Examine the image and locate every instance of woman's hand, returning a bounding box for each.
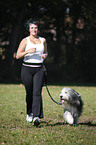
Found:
[41,53,48,59]
[27,48,36,53]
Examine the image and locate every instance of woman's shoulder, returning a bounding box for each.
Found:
[20,37,28,45]
[22,36,30,42]
[39,36,46,42]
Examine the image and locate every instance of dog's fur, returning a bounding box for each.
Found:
[59,88,83,125]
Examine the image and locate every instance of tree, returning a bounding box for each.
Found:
[0,0,96,83]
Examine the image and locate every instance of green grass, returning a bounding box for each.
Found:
[0,84,96,145]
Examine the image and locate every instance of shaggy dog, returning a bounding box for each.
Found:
[59,88,83,125]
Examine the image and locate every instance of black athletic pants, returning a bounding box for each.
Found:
[21,65,45,118]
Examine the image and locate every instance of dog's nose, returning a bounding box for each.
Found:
[59,95,63,99]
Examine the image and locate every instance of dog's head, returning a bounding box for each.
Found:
[59,88,71,104]
[59,88,82,106]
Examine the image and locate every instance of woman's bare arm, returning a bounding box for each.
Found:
[41,38,48,59]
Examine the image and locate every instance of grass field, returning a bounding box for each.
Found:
[0,84,96,145]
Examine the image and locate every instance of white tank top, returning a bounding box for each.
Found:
[23,36,44,66]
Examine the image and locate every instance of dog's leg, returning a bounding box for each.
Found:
[74,114,78,125]
[63,111,74,124]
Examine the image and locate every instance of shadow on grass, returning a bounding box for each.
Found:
[36,121,65,128]
[79,121,96,127]
[38,120,96,128]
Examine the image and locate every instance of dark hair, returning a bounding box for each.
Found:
[24,18,39,31]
